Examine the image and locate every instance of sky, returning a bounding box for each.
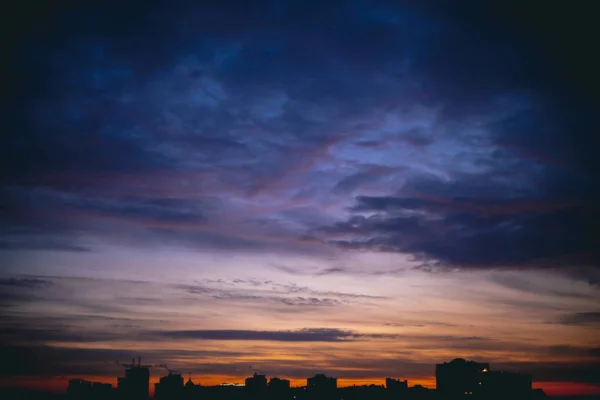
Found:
[1,0,599,396]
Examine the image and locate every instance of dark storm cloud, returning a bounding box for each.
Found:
[2,0,598,281]
[323,184,599,277]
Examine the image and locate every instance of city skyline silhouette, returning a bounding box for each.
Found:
[65,357,550,399]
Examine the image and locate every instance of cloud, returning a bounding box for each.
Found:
[208,292,344,307]
[319,188,599,279]
[1,327,124,344]
[489,273,597,300]
[278,282,385,300]
[0,236,91,252]
[547,345,600,359]
[0,344,250,377]
[0,277,55,306]
[0,345,126,376]
[554,312,600,326]
[150,329,559,355]
[179,279,385,307]
[153,328,397,342]
[332,165,402,195]
[1,0,598,269]
[383,321,457,328]
[0,278,53,288]
[496,361,600,384]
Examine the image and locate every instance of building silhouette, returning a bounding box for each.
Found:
[63,356,546,400]
[117,357,150,400]
[67,379,91,398]
[386,377,408,392]
[185,377,196,389]
[182,376,203,399]
[407,384,434,400]
[307,374,337,399]
[436,358,489,398]
[155,371,184,399]
[268,376,290,391]
[339,384,385,400]
[481,370,532,399]
[245,372,268,397]
[67,379,114,399]
[267,377,291,399]
[436,358,535,399]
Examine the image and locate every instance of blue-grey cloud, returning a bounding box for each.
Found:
[0,278,53,288]
[490,274,597,300]
[153,328,397,342]
[322,184,599,280]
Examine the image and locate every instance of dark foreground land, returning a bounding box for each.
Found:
[2,386,598,400]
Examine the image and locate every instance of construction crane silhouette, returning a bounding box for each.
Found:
[249,365,262,375]
[157,364,181,375]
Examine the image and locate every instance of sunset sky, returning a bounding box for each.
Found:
[1,1,599,397]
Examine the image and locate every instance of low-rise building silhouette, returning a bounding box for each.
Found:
[155,371,184,399]
[67,379,91,399]
[268,377,291,399]
[481,370,532,399]
[339,384,385,400]
[245,373,268,397]
[67,379,114,399]
[268,376,290,390]
[183,376,202,399]
[386,377,408,392]
[408,384,435,400]
[307,374,337,399]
